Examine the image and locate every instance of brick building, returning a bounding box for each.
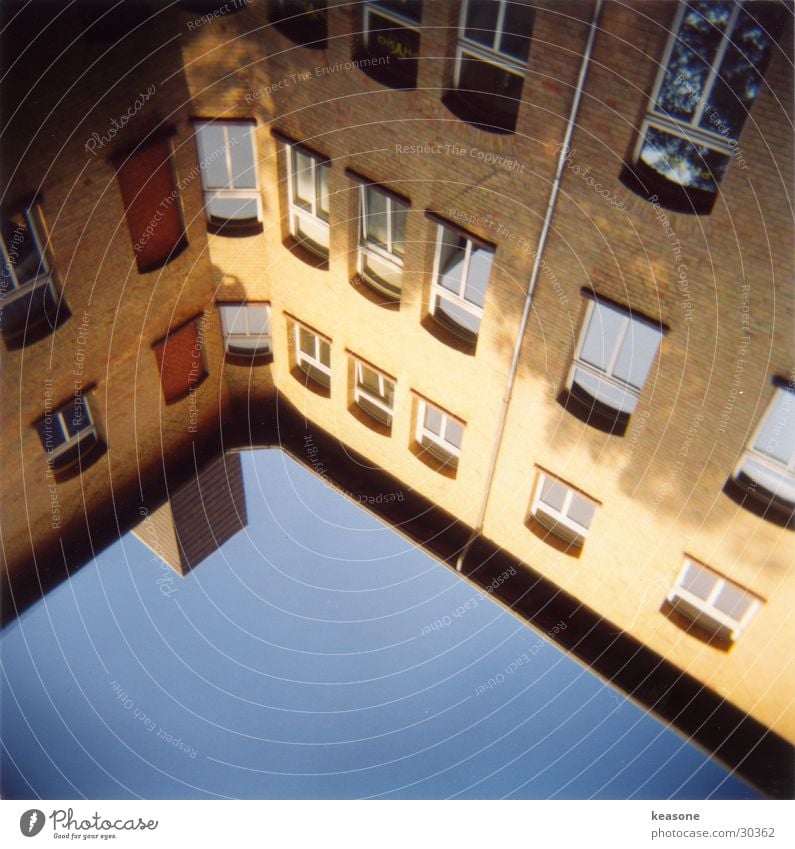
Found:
[1,0,793,796]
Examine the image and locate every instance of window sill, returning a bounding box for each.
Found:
[284,236,329,270]
[619,160,717,215]
[292,365,331,397]
[722,474,795,530]
[525,514,584,558]
[348,402,392,436]
[225,350,273,367]
[421,313,477,356]
[206,218,264,237]
[441,90,517,135]
[410,439,458,479]
[350,275,400,310]
[659,598,734,651]
[558,384,630,436]
[47,436,106,481]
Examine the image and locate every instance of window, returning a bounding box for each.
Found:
[354,359,396,427]
[115,136,186,272]
[360,1,422,88]
[358,183,408,298]
[667,557,761,643]
[295,323,331,388]
[529,470,598,547]
[732,384,795,516]
[35,393,101,472]
[1,204,65,343]
[194,121,261,229]
[447,0,534,133]
[269,0,328,48]
[430,221,494,342]
[154,318,208,403]
[416,399,464,467]
[219,303,272,357]
[631,1,785,211]
[567,297,663,419]
[286,143,330,257]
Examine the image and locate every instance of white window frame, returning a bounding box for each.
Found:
[357,183,406,297]
[416,398,464,466]
[733,385,795,505]
[567,298,663,415]
[430,222,492,337]
[194,121,262,223]
[285,142,330,256]
[219,303,272,356]
[0,204,55,305]
[529,470,598,547]
[353,358,396,427]
[667,557,762,643]
[295,322,331,387]
[39,395,99,467]
[633,2,762,178]
[454,0,531,91]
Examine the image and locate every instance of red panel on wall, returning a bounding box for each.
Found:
[154,319,207,403]
[116,137,186,273]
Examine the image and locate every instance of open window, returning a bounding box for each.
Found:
[430,218,494,345]
[528,470,598,548]
[219,303,272,358]
[35,391,102,473]
[666,557,762,644]
[358,1,422,89]
[357,182,408,299]
[1,203,68,346]
[415,398,464,469]
[444,0,534,133]
[564,295,663,431]
[730,381,794,525]
[624,1,786,213]
[194,121,261,233]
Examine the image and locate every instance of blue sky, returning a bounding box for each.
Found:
[0,449,757,799]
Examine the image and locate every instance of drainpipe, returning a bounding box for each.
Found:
[456,0,605,572]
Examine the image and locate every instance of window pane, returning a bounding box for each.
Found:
[220,304,246,336]
[318,339,331,367]
[702,6,783,138]
[292,149,315,211]
[391,198,408,258]
[445,418,464,450]
[680,561,716,601]
[318,163,330,220]
[713,582,753,621]
[374,0,422,24]
[298,326,315,357]
[580,302,625,373]
[753,389,795,466]
[435,295,481,337]
[655,2,732,120]
[437,227,467,294]
[36,414,63,451]
[2,214,41,287]
[196,124,229,189]
[464,0,499,49]
[367,11,421,63]
[540,477,567,512]
[246,304,271,336]
[227,124,257,189]
[423,404,444,436]
[639,125,730,193]
[612,318,662,390]
[358,363,381,395]
[463,245,492,307]
[457,54,523,126]
[567,493,596,529]
[363,186,389,247]
[63,396,88,437]
[500,2,533,62]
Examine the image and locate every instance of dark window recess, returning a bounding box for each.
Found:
[115,137,187,273]
[357,1,422,89]
[34,393,103,474]
[444,0,534,134]
[155,319,208,404]
[1,206,69,346]
[624,1,786,213]
[269,0,328,48]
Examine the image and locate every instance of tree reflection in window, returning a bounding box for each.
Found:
[634,1,784,203]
